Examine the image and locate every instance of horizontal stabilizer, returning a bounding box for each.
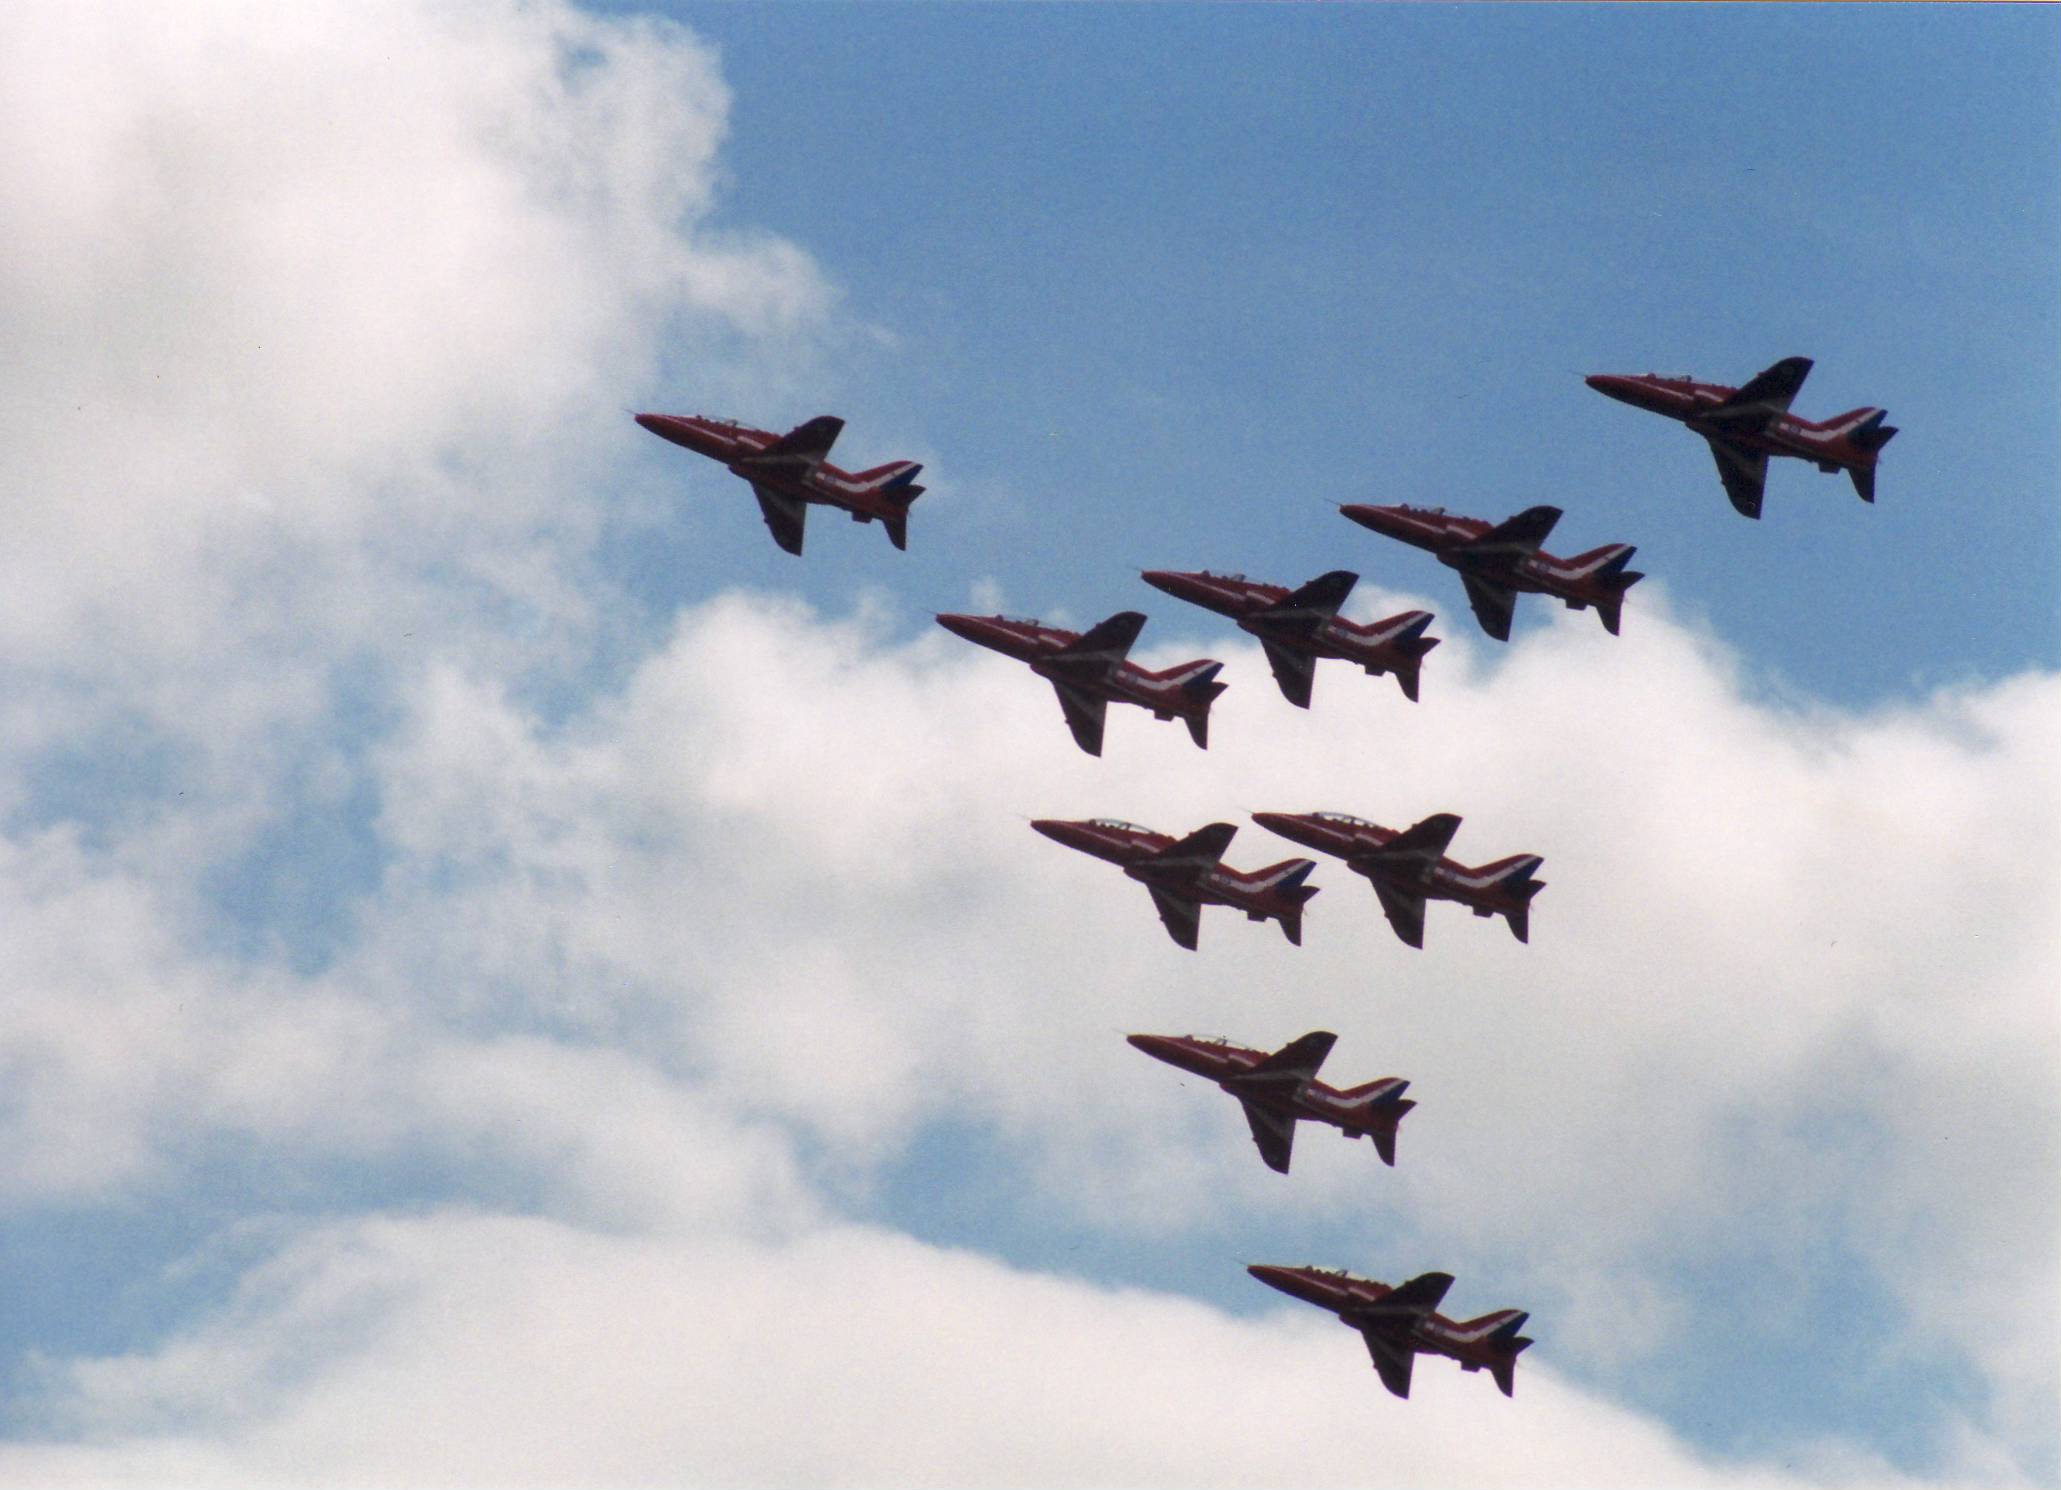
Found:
[1179,661,1227,699]
[1385,610,1439,653]
[1849,410,1898,453]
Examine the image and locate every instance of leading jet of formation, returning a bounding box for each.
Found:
[1253,811,1543,948]
[1342,503,1642,643]
[1141,568,1439,706]
[633,412,924,555]
[1031,819,1318,949]
[1247,1265,1532,1399]
[935,611,1226,756]
[1126,1029,1415,1172]
[1586,356,1897,518]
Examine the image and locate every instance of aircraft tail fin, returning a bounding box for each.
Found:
[1482,1314,1533,1397]
[1843,410,1895,504]
[1175,661,1228,749]
[1335,1080,1415,1166]
[882,512,909,551]
[1382,612,1439,702]
[1587,548,1644,636]
[1262,860,1320,946]
[1848,409,1898,453]
[1482,854,1545,943]
[853,460,924,494]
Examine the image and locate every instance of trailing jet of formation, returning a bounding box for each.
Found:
[1031,819,1319,949]
[1127,1030,1414,1171]
[1343,503,1643,643]
[1246,1266,1532,1399]
[935,610,1226,756]
[1585,356,1896,518]
[633,412,924,555]
[1141,568,1439,705]
[1253,811,1544,948]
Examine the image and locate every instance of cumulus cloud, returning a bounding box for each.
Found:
[0,1,2053,1485]
[0,1210,1978,1490]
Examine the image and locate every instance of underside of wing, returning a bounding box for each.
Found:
[1260,638,1317,709]
[750,482,808,555]
[1705,356,1812,434]
[740,414,843,478]
[1250,570,1357,636]
[1704,437,1769,519]
[1360,1328,1416,1399]
[1372,880,1428,949]
[1147,885,1202,950]
[1239,1099,1298,1174]
[1458,572,1517,642]
[1052,681,1109,756]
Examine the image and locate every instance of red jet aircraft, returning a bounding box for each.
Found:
[1586,356,1897,518]
[1140,569,1439,706]
[1030,819,1318,949]
[935,611,1226,757]
[1247,1265,1532,1399]
[1252,811,1542,948]
[633,412,924,555]
[1340,503,1642,643]
[1126,1030,1414,1172]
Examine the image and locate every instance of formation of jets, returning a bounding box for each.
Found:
[635,355,1890,1406]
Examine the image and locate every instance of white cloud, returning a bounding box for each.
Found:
[0,1,2052,1483]
[0,1210,1983,1490]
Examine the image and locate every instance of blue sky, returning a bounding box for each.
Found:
[623,2,2059,705]
[0,4,2054,1486]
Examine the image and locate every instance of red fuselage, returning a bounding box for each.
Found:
[1340,505,1634,611]
[1030,818,1316,933]
[1140,570,1437,691]
[1252,811,1538,923]
[936,614,1220,724]
[1126,1034,1409,1147]
[1247,1265,1530,1386]
[1585,372,1884,471]
[633,412,921,528]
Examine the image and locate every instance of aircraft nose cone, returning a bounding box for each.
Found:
[1140,569,1201,600]
[1584,374,1640,405]
[1339,503,1405,537]
[1029,818,1075,846]
[1247,1264,1303,1295]
[934,613,985,644]
[1251,811,1301,838]
[1126,1033,1182,1062]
